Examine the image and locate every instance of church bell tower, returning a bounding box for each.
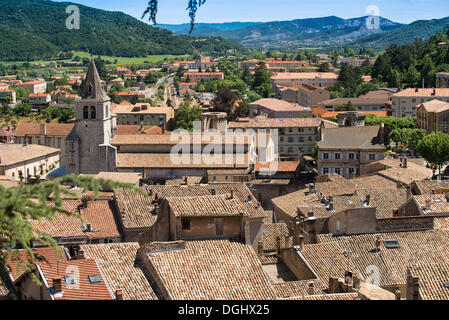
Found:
[65,60,117,175]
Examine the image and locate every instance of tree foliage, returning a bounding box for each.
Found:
[0,176,147,279]
[417,132,449,174]
[143,0,206,33]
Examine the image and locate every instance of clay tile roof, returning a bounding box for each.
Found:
[37,259,113,300]
[31,200,121,240]
[299,242,348,288]
[319,126,384,150]
[167,193,250,217]
[351,175,398,190]
[409,262,449,300]
[15,122,74,137]
[262,223,292,252]
[80,243,158,300]
[228,117,320,129]
[116,153,250,169]
[114,189,157,230]
[94,172,142,186]
[374,159,433,185]
[393,88,449,97]
[250,98,309,112]
[144,240,277,300]
[255,161,300,173]
[413,194,449,215]
[300,293,358,300]
[271,72,338,80]
[419,99,449,113]
[356,188,409,218]
[3,247,69,282]
[0,144,60,166]
[413,180,449,195]
[111,132,250,146]
[317,230,449,286]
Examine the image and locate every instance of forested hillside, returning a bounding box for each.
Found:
[0,0,248,61]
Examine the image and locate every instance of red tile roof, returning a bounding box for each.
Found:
[37,259,113,300]
[31,200,120,240]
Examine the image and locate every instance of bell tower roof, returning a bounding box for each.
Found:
[80,60,110,101]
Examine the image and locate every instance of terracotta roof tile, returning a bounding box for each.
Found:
[143,240,277,300]
[31,200,121,240]
[38,259,113,300]
[15,123,74,137]
[0,144,60,166]
[80,243,158,300]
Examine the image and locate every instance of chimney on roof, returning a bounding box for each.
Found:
[395,289,402,301]
[406,269,420,300]
[257,240,264,254]
[86,223,92,232]
[415,88,419,93]
[161,123,165,134]
[247,195,252,202]
[299,235,305,250]
[184,176,188,185]
[446,193,449,203]
[406,186,412,200]
[229,190,234,199]
[432,89,436,96]
[81,196,88,209]
[40,123,46,135]
[366,194,371,206]
[329,199,334,211]
[115,289,124,300]
[275,236,281,256]
[306,282,315,295]
[53,278,62,293]
[375,236,381,252]
[425,199,431,211]
[211,188,216,195]
[76,250,85,260]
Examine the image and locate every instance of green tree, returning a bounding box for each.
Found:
[0,176,145,279]
[417,132,449,176]
[174,102,203,130]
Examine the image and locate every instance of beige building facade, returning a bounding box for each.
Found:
[416,100,449,134]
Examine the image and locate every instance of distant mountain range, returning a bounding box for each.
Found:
[0,0,249,61]
[160,15,449,50]
[351,16,449,50]
[158,22,264,36]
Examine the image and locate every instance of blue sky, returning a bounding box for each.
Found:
[56,0,449,24]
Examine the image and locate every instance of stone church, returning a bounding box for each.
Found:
[65,60,117,175]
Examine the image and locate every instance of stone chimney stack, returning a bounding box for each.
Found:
[40,123,46,135]
[275,236,281,256]
[425,200,431,211]
[53,278,62,293]
[81,196,88,209]
[366,194,371,206]
[395,289,402,300]
[406,269,420,300]
[77,250,85,260]
[306,282,315,295]
[115,289,124,300]
[299,235,305,250]
[257,240,264,254]
[406,186,412,200]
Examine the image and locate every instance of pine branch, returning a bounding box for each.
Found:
[0,176,150,284]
